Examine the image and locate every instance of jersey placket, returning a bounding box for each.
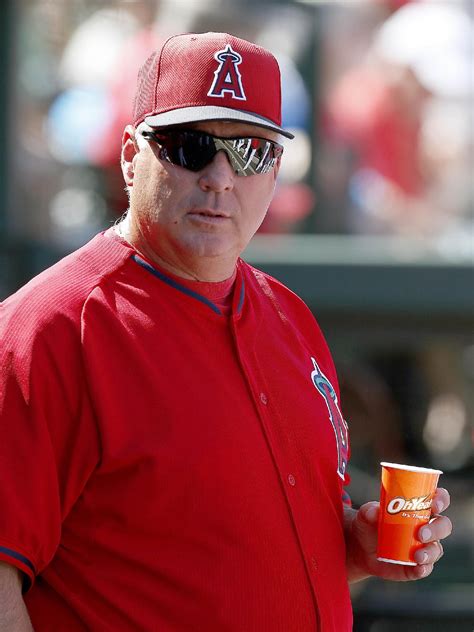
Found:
[229,308,323,631]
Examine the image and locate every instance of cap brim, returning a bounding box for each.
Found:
[144,106,294,139]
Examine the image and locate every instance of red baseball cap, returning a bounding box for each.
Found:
[133,32,294,139]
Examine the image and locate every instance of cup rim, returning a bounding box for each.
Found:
[380,462,443,475]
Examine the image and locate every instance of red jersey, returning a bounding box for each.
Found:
[0,229,352,631]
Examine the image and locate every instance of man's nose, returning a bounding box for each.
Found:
[198,150,235,192]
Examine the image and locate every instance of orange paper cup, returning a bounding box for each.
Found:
[377,462,442,566]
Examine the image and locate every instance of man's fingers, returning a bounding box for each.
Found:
[419,514,453,543]
[359,501,379,524]
[414,541,444,565]
[437,541,444,561]
[413,563,434,579]
[432,487,450,514]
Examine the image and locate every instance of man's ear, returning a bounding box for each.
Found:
[121,125,140,186]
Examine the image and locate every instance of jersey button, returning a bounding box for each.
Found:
[260,392,268,405]
[311,555,318,571]
[288,474,296,486]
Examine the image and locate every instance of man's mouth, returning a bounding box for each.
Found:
[188,208,231,220]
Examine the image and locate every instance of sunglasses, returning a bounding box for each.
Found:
[140,128,283,176]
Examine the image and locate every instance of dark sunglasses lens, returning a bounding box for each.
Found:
[157,131,215,172]
[147,130,281,175]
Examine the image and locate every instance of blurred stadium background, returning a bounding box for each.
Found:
[1,0,472,629]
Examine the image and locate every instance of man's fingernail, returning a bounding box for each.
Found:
[421,527,432,542]
[416,550,428,564]
[434,501,444,513]
[365,506,377,521]
[419,565,428,577]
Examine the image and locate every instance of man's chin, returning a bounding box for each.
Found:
[179,234,239,260]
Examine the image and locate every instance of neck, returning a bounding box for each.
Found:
[115,217,237,282]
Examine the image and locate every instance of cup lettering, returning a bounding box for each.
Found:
[386,495,432,515]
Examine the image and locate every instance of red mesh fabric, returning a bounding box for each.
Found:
[133,50,161,125]
[132,33,282,127]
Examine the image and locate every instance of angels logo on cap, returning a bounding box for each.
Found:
[207,45,247,101]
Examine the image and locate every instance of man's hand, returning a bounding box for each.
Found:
[345,487,452,583]
[0,562,34,631]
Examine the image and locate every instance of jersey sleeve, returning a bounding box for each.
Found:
[342,487,352,507]
[0,294,100,589]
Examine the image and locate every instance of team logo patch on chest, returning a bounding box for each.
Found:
[207,44,247,101]
[310,357,349,480]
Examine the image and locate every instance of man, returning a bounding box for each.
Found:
[0,32,452,631]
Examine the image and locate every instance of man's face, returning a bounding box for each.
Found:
[122,121,281,280]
